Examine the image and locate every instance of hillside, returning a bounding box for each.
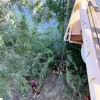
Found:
[0,0,89,100]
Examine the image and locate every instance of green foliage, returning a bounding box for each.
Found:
[0,0,89,99]
[2,33,14,46]
[39,57,53,88]
[65,43,89,98]
[0,1,63,99]
[12,73,29,94]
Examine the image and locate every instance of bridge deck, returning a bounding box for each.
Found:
[87,0,100,66]
[64,0,100,99]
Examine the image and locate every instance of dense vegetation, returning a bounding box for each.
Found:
[0,0,89,100]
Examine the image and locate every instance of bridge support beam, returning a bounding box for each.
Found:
[79,0,100,100]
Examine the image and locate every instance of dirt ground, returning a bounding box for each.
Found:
[28,73,68,100]
[10,71,85,100]
[9,71,86,100]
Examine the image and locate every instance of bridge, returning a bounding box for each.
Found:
[64,0,100,100]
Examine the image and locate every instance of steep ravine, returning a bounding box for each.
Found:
[28,73,67,100]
